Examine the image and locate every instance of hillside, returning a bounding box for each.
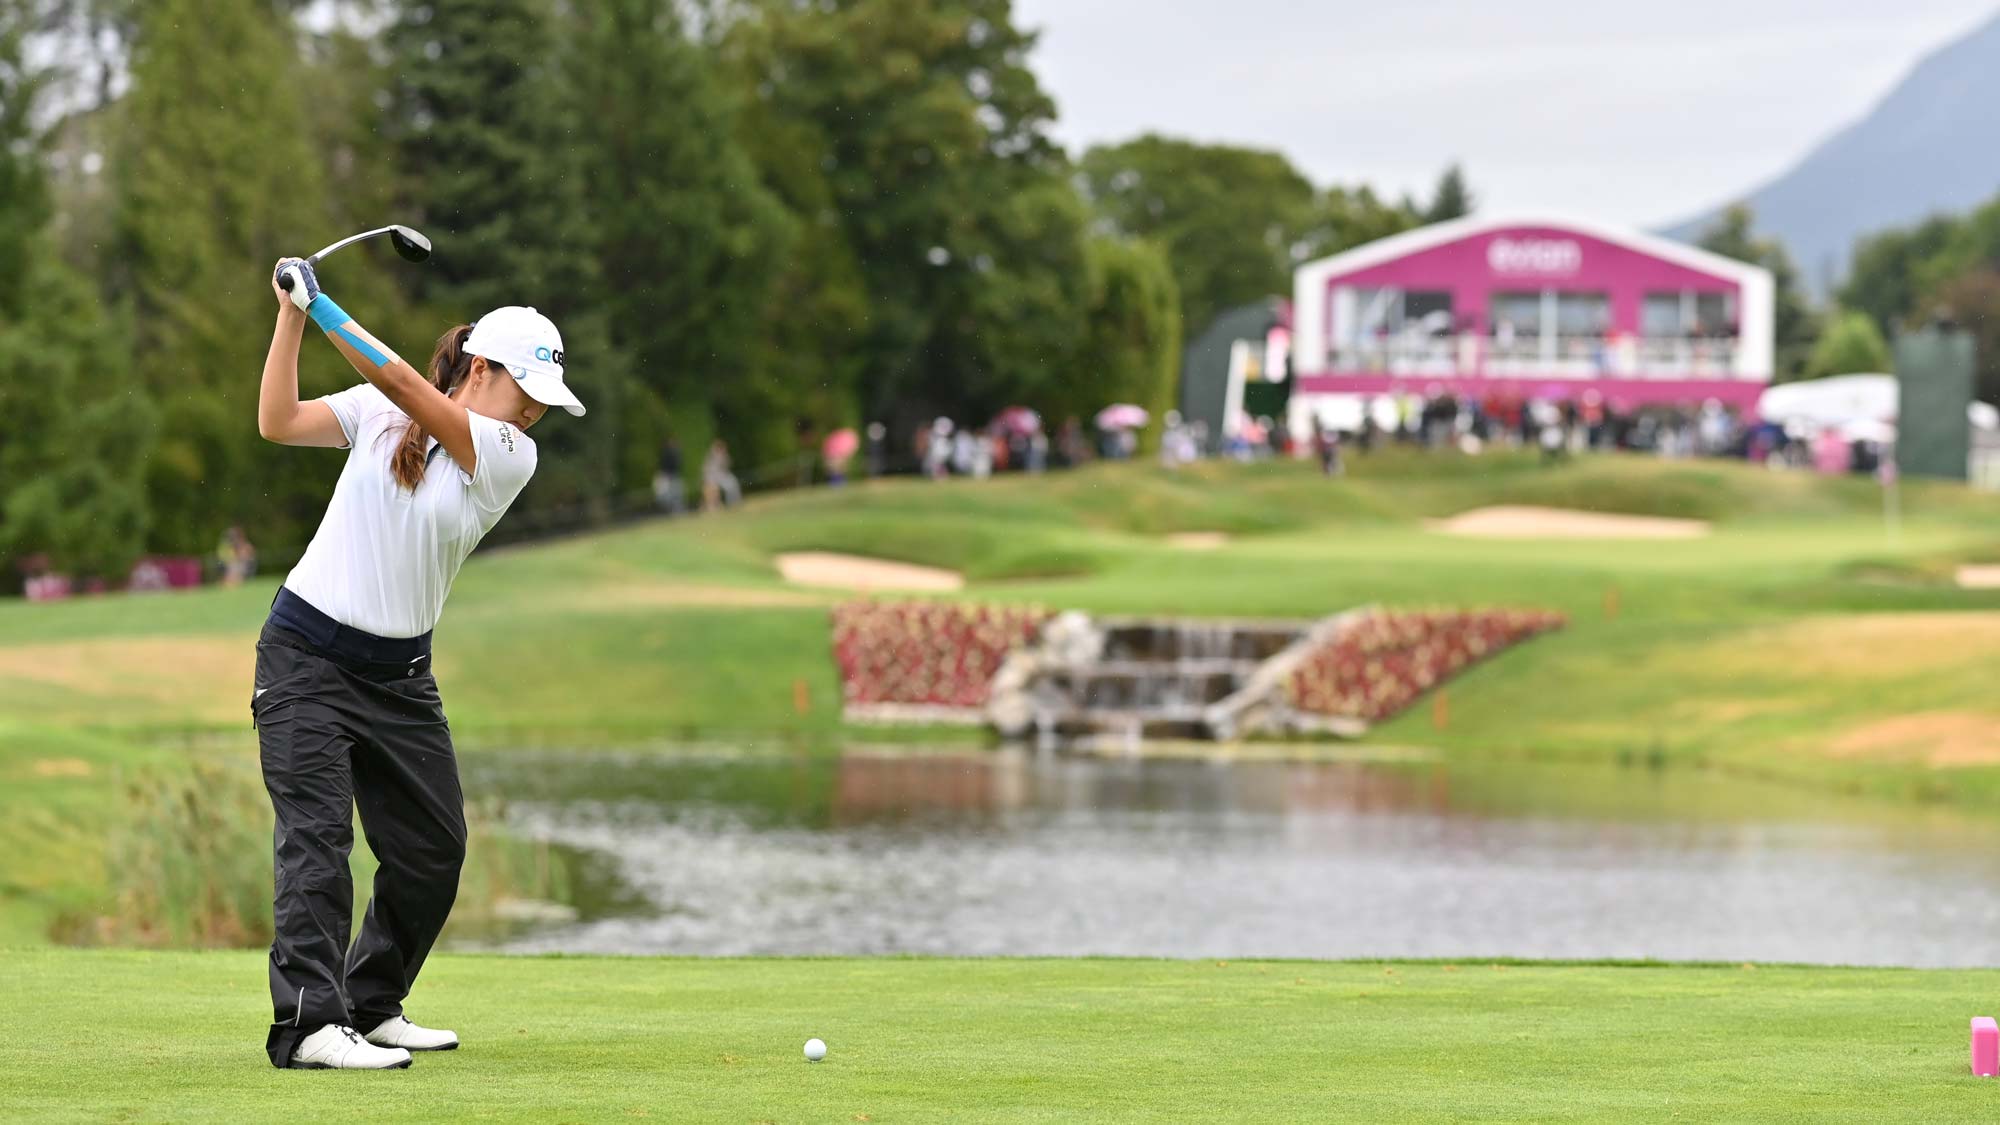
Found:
[1665,10,2000,291]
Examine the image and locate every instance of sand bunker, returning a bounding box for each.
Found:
[1165,532,1230,551]
[1957,565,2000,589]
[1427,506,1710,540]
[775,551,964,592]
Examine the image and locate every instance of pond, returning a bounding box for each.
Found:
[457,747,2000,967]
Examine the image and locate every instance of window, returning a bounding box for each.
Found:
[1693,292,1736,337]
[1642,293,1683,337]
[1404,291,1454,336]
[1490,292,1541,339]
[1555,292,1609,337]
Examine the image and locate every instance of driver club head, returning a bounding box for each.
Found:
[388,225,432,263]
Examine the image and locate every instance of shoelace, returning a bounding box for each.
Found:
[337,1026,364,1047]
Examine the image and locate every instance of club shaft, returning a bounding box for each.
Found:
[307,226,398,264]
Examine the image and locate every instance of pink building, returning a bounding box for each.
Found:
[1287,214,1774,431]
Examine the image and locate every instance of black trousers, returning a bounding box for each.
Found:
[253,591,466,1068]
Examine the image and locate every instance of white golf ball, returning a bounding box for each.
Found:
[803,1037,827,1062]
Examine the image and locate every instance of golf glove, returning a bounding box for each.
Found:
[275,257,321,313]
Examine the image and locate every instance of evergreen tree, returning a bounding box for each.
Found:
[1423,163,1473,223]
[569,0,793,479]
[113,0,329,553]
[724,0,1085,437]
[0,2,153,580]
[388,0,629,515]
[1061,235,1180,448]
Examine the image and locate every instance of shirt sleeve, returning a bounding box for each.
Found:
[462,412,538,514]
[317,383,394,449]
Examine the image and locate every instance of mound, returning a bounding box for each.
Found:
[1427,505,1710,540]
[775,551,964,592]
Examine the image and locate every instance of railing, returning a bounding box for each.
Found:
[1332,335,1744,379]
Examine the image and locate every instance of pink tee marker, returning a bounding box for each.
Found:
[1972,1017,1998,1077]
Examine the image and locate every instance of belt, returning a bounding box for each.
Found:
[268,587,432,668]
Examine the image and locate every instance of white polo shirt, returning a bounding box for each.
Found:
[282,383,537,638]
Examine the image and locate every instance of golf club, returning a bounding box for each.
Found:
[277,224,432,293]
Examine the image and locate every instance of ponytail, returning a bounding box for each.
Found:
[387,324,493,490]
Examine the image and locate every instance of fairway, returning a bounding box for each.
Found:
[0,951,1993,1122]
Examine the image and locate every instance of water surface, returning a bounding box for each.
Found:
[459,747,2000,966]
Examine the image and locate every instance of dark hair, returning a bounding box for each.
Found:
[388,324,506,490]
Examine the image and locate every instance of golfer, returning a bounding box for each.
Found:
[251,257,582,1069]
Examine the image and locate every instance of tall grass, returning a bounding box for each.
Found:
[53,759,574,949]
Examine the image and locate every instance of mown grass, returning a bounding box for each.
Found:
[2,951,1997,1122]
[11,451,2000,945]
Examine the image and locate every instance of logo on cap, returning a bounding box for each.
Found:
[535,346,565,368]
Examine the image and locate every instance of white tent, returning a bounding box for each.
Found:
[1756,374,1896,429]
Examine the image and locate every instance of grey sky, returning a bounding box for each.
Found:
[1013,0,2000,227]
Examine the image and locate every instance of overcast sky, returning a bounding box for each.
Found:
[1012,0,2000,227]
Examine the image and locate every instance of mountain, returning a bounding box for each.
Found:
[1664,10,2000,296]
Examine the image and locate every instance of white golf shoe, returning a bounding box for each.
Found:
[290,1024,413,1070]
[364,1015,460,1052]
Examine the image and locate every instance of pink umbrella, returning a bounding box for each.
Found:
[994,406,1042,435]
[822,427,859,462]
[1095,404,1150,430]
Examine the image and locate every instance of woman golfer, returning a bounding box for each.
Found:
[252,256,582,1069]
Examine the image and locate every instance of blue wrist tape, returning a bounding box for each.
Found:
[306,293,350,333]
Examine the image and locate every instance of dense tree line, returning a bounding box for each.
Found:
[0,0,1457,584]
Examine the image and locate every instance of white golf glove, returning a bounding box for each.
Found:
[275,257,321,313]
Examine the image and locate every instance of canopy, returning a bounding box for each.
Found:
[1756,374,1895,429]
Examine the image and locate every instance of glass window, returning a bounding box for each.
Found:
[1556,292,1608,336]
[1490,292,1541,338]
[1405,291,1454,336]
[1693,292,1736,337]
[1642,293,1683,337]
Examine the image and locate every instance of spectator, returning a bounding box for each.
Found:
[1056,417,1087,468]
[217,525,258,587]
[1313,420,1343,477]
[865,422,887,477]
[653,436,686,515]
[925,417,954,479]
[702,439,741,511]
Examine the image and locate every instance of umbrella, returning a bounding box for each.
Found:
[822,427,859,462]
[994,406,1042,435]
[1095,404,1150,430]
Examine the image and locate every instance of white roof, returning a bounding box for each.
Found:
[1293,212,1771,289]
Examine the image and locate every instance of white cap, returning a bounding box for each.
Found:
[463,306,584,417]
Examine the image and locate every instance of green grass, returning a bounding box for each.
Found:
[1,951,1995,1122]
[13,451,2000,944]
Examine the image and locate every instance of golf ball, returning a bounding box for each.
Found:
[804,1038,827,1062]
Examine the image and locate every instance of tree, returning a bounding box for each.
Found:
[1928,269,2000,404]
[388,0,630,516]
[108,0,321,554]
[1697,205,1820,383]
[1423,163,1473,223]
[1060,235,1180,448]
[1804,310,1892,380]
[0,0,152,580]
[569,0,793,480]
[1291,184,1423,265]
[1079,135,1315,337]
[722,0,1088,441]
[1840,215,1960,338]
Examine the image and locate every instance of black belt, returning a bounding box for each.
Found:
[268,586,432,668]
